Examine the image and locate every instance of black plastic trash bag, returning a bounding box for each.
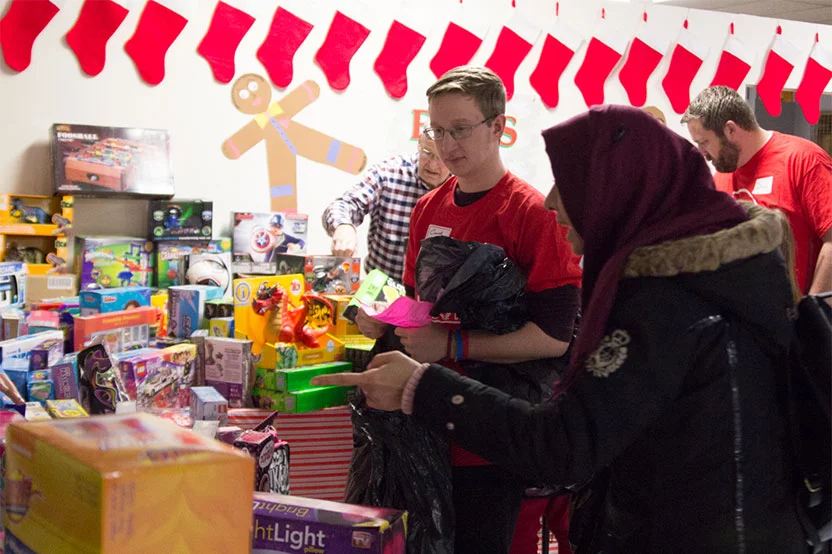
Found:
[415,236,528,334]
[344,390,455,554]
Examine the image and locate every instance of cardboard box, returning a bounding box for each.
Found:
[232,274,304,359]
[209,317,234,337]
[167,285,224,338]
[323,294,360,337]
[148,199,213,241]
[204,337,253,409]
[154,239,231,291]
[251,386,353,413]
[251,493,406,553]
[73,306,156,352]
[4,413,254,553]
[256,361,352,393]
[75,236,154,291]
[24,274,77,305]
[45,398,89,418]
[51,123,174,197]
[190,386,228,426]
[232,212,308,274]
[0,262,26,308]
[274,254,361,294]
[80,286,151,315]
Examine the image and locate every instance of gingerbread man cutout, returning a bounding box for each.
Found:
[222,75,368,212]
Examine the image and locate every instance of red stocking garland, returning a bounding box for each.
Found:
[429,6,489,80]
[756,27,802,118]
[530,18,583,109]
[618,13,669,107]
[709,23,754,91]
[257,6,313,89]
[197,1,255,84]
[574,12,629,108]
[314,10,371,92]
[661,21,709,114]
[66,0,129,77]
[0,0,63,72]
[484,11,540,100]
[795,35,832,125]
[374,18,428,99]
[124,0,188,86]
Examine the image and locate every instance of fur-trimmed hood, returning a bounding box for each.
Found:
[621,202,794,350]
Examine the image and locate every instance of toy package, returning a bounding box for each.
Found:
[167,284,225,338]
[209,317,234,337]
[79,286,151,315]
[0,262,26,308]
[0,194,58,226]
[73,306,156,352]
[188,329,208,387]
[23,401,51,421]
[77,344,130,415]
[27,370,54,405]
[23,274,77,306]
[51,353,80,401]
[45,398,88,418]
[1,358,28,401]
[324,294,361,337]
[251,493,406,554]
[234,430,275,493]
[258,334,346,371]
[184,252,233,299]
[232,274,304,358]
[0,330,64,367]
[204,337,253,409]
[4,413,254,553]
[275,254,361,294]
[252,385,353,413]
[1,310,24,340]
[205,298,234,320]
[154,239,231,290]
[118,343,197,411]
[255,361,352,393]
[343,269,406,322]
[75,236,154,290]
[51,123,174,197]
[190,386,228,425]
[149,199,212,241]
[232,212,308,274]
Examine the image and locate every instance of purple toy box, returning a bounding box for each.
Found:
[251,493,406,553]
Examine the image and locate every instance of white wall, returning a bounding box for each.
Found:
[1,0,830,262]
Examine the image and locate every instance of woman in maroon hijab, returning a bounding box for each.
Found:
[315,106,806,553]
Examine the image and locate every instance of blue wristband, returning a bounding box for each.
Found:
[455,329,464,361]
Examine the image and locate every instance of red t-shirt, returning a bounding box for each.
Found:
[712,132,832,293]
[405,172,583,466]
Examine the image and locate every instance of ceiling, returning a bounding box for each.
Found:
[656,0,832,25]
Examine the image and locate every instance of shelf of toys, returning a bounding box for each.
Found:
[0,194,73,275]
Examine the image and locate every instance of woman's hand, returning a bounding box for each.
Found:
[395,324,448,362]
[356,307,389,339]
[0,373,24,405]
[311,351,421,411]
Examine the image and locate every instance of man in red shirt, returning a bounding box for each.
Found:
[683,86,832,295]
[359,66,582,553]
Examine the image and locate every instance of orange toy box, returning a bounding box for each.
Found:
[3,413,254,553]
[73,306,157,353]
[232,274,304,359]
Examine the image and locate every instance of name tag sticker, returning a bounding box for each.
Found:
[752,176,773,195]
[426,224,452,238]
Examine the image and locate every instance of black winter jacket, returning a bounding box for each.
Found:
[411,205,806,553]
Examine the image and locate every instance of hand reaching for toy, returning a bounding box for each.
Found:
[331,224,357,257]
[311,351,420,411]
[0,373,25,405]
[395,324,448,363]
[356,307,388,339]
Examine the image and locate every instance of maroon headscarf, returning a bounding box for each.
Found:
[543,105,747,394]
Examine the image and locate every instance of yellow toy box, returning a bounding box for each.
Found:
[4,413,254,553]
[232,274,304,358]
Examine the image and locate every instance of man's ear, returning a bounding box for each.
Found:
[491,114,506,139]
[724,120,739,140]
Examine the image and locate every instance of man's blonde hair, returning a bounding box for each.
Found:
[426,66,506,119]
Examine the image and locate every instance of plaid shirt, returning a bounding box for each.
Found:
[323,152,430,282]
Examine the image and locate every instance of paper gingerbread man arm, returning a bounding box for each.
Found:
[222,120,262,160]
[275,80,321,119]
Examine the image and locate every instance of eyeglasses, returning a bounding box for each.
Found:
[423,117,495,142]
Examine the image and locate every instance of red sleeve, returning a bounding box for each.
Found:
[712,172,734,195]
[403,198,426,289]
[507,194,583,293]
[797,155,832,238]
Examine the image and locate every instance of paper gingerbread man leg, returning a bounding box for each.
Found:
[265,135,300,212]
[285,121,367,175]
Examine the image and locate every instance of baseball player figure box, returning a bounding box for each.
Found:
[51,124,174,198]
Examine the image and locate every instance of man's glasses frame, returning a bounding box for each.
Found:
[423,116,496,142]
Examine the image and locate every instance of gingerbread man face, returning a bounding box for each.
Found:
[232,74,272,115]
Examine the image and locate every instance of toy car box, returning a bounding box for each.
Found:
[4,413,254,553]
[232,212,308,274]
[149,199,213,241]
[79,286,151,315]
[51,123,174,198]
[73,305,156,352]
[275,254,361,294]
[251,493,406,554]
[167,284,225,338]
[0,261,26,308]
[154,239,231,291]
[75,236,154,290]
[204,337,253,409]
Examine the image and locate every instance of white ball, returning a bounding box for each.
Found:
[185,256,230,292]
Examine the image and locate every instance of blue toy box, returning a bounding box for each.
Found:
[0,330,64,367]
[80,286,151,316]
[167,285,224,338]
[0,262,26,308]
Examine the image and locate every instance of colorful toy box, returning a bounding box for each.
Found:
[343,269,405,322]
[232,212,308,274]
[190,386,228,426]
[184,252,233,299]
[0,194,57,226]
[234,430,275,493]
[4,413,254,553]
[275,254,361,294]
[256,361,352,393]
[149,199,213,241]
[73,306,156,352]
[209,317,234,337]
[154,239,231,290]
[167,284,224,338]
[324,294,361,337]
[77,344,130,415]
[0,262,26,308]
[45,398,89,418]
[79,286,151,315]
[51,123,174,197]
[204,337,253,409]
[51,353,80,401]
[23,402,51,421]
[252,385,354,413]
[75,236,154,291]
[251,493,407,554]
[205,298,234,320]
[118,343,197,411]
[26,370,54,406]
[258,334,346,370]
[0,330,64,367]
[232,274,304,358]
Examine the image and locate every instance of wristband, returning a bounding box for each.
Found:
[455,330,464,362]
[401,363,430,415]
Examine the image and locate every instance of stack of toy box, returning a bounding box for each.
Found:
[252,361,353,413]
